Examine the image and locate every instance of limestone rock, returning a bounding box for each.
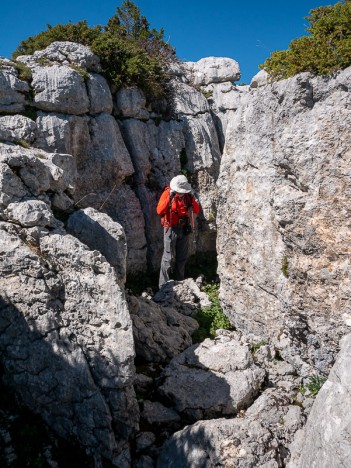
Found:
[153,278,212,316]
[87,73,113,114]
[289,334,351,468]
[0,115,37,144]
[128,295,198,363]
[0,65,30,113]
[116,87,149,119]
[250,69,269,88]
[158,338,265,420]
[5,199,54,227]
[157,385,305,468]
[17,41,101,72]
[157,417,278,468]
[216,67,351,371]
[170,81,210,115]
[184,57,241,86]
[31,65,90,114]
[67,207,127,284]
[0,144,75,209]
[0,224,138,463]
[142,401,180,425]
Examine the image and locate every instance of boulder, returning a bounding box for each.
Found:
[158,337,265,420]
[288,334,351,467]
[184,57,241,86]
[67,207,127,284]
[250,69,269,88]
[0,225,138,464]
[31,65,90,114]
[87,72,113,114]
[0,65,30,113]
[5,199,54,227]
[128,295,198,363]
[0,115,37,144]
[17,41,101,72]
[157,386,305,467]
[142,401,180,425]
[115,87,149,119]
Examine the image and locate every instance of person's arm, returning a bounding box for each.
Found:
[157,189,171,215]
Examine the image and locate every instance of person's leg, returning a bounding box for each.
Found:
[159,228,176,288]
[175,229,189,281]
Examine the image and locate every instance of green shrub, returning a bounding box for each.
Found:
[260,0,351,80]
[251,339,267,354]
[299,374,327,397]
[282,256,289,277]
[12,1,176,99]
[193,283,233,343]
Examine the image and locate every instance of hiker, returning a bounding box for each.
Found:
[157,174,200,288]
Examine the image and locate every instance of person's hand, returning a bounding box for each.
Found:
[170,190,176,198]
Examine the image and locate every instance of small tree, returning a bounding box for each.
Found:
[260,0,351,80]
[12,1,176,98]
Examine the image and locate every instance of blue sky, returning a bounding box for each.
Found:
[0,0,335,83]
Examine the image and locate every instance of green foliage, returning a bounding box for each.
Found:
[201,89,213,98]
[193,283,234,343]
[17,139,30,148]
[12,1,176,99]
[251,339,267,354]
[69,64,90,80]
[299,374,327,397]
[260,0,351,80]
[282,256,289,277]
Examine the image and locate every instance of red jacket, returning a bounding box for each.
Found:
[157,187,200,227]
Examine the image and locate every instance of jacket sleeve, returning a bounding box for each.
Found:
[192,196,200,215]
[157,189,171,215]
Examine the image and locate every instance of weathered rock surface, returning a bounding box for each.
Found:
[288,334,351,468]
[0,63,30,113]
[157,386,305,468]
[17,41,101,71]
[87,72,113,114]
[153,278,212,316]
[0,115,37,144]
[0,146,138,464]
[158,336,265,420]
[67,207,127,284]
[128,295,198,363]
[217,67,351,372]
[31,65,90,114]
[250,69,269,88]
[116,87,149,119]
[184,57,241,86]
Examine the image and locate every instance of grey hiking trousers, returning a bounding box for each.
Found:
[159,225,189,288]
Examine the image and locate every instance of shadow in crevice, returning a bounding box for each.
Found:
[0,295,118,467]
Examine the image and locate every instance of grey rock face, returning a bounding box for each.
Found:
[158,337,265,420]
[0,65,30,113]
[87,72,113,114]
[17,41,101,72]
[184,57,241,86]
[142,401,180,425]
[217,67,351,371]
[0,224,138,463]
[250,69,269,88]
[5,199,54,227]
[0,144,75,210]
[31,65,90,114]
[289,334,351,468]
[128,295,198,363]
[67,207,127,284]
[116,87,149,119]
[0,115,37,144]
[158,386,305,468]
[0,144,138,462]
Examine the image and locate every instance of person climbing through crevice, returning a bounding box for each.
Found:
[157,174,200,289]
